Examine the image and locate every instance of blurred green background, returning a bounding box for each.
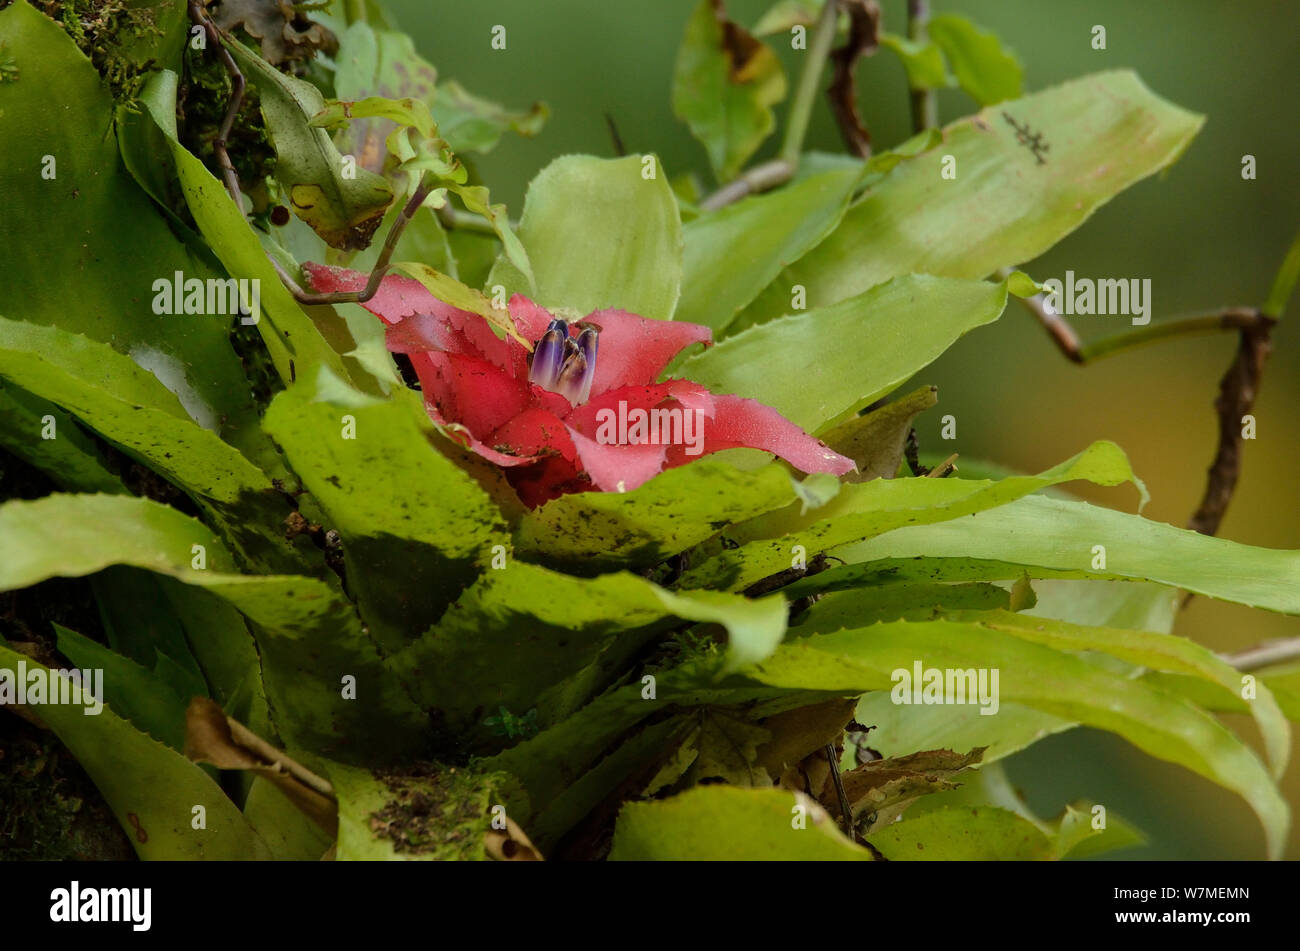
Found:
[388,0,1300,858]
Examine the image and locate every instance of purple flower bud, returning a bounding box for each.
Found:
[528,318,569,389]
[555,327,598,405]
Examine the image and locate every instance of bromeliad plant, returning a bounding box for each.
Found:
[1,0,1299,861]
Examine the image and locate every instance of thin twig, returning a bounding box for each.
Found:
[827,0,881,158]
[698,159,794,211]
[924,452,958,478]
[604,111,627,157]
[1221,637,1300,673]
[825,743,855,839]
[906,0,937,132]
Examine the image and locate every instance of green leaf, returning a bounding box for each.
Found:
[0,318,270,505]
[0,642,272,859]
[736,71,1204,326]
[794,583,1010,631]
[680,274,1008,434]
[0,382,125,494]
[0,315,306,572]
[513,459,804,574]
[677,167,861,332]
[138,70,350,386]
[1145,663,1300,723]
[926,14,1022,105]
[445,181,536,293]
[964,609,1290,780]
[0,2,266,456]
[432,80,548,155]
[745,619,1289,858]
[324,761,513,860]
[332,22,545,161]
[487,154,683,320]
[857,692,1071,771]
[682,440,1147,591]
[611,786,870,860]
[852,575,1180,767]
[878,32,950,90]
[242,776,334,860]
[902,761,1146,859]
[0,493,425,761]
[52,623,195,752]
[154,578,272,736]
[332,20,440,174]
[1054,801,1146,860]
[867,805,1051,860]
[819,384,938,482]
[1263,225,1300,318]
[263,377,507,651]
[838,494,1300,616]
[386,562,788,736]
[673,0,788,182]
[221,31,394,250]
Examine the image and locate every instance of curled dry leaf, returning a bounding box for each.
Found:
[184,697,338,835]
[822,747,987,832]
[209,0,338,65]
[755,697,859,777]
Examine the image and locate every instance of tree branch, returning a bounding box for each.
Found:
[1001,272,1275,539]
[827,0,881,158]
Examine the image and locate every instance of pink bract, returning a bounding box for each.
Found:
[305,264,855,506]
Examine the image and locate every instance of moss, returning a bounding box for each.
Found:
[0,713,134,860]
[0,0,170,101]
[179,40,279,205]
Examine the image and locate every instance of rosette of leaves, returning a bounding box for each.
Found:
[1,0,1298,862]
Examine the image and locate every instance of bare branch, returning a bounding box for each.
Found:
[827,0,881,158]
[1000,266,1275,540]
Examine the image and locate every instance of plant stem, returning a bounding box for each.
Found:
[1077,310,1264,362]
[698,158,793,211]
[344,0,367,26]
[1222,637,1300,673]
[907,0,937,132]
[780,0,841,167]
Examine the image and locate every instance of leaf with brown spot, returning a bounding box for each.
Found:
[221,32,394,250]
[673,0,787,181]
